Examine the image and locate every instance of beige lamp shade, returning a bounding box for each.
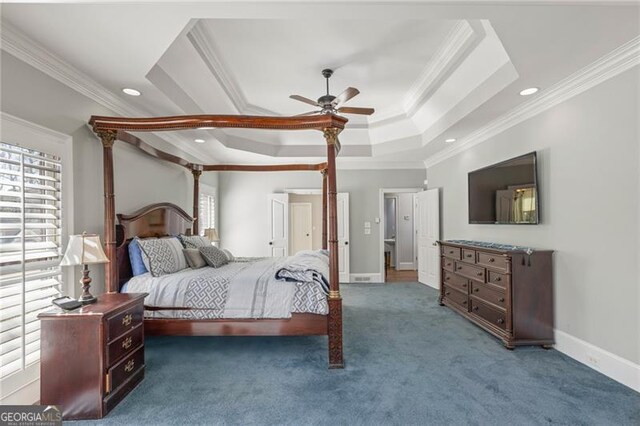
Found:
[60,233,110,266]
[204,228,219,242]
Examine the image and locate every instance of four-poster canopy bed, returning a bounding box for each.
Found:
[88,113,347,368]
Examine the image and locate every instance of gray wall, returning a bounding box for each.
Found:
[1,51,218,294]
[219,170,425,275]
[427,68,639,364]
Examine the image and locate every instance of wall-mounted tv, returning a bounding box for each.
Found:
[468,152,539,224]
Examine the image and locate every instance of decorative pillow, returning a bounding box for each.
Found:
[128,238,149,276]
[221,248,235,262]
[199,246,229,268]
[183,248,207,269]
[137,237,188,277]
[178,235,212,249]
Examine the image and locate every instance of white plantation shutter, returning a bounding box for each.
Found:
[0,142,63,379]
[198,185,217,236]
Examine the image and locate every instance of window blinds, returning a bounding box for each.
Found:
[199,193,216,236]
[0,143,62,379]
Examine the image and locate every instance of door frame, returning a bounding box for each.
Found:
[289,202,313,254]
[379,188,422,281]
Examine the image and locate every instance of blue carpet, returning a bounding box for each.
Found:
[78,283,639,425]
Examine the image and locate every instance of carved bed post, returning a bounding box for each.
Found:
[98,130,118,293]
[192,166,203,235]
[321,168,328,250]
[323,128,344,369]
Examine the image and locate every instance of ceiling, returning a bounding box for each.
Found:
[1,1,638,168]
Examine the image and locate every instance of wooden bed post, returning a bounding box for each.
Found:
[98,130,118,293]
[192,166,202,235]
[323,128,344,369]
[321,168,328,250]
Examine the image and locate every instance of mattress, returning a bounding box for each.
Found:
[121,253,329,319]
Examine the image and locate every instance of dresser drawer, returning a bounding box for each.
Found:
[107,324,143,368]
[443,286,468,310]
[441,246,461,260]
[107,304,143,341]
[443,271,468,293]
[107,345,144,394]
[477,252,509,272]
[470,299,506,331]
[471,282,506,311]
[455,262,485,282]
[461,249,476,264]
[487,270,508,288]
[442,257,455,272]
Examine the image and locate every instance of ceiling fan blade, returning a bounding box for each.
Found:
[332,87,360,106]
[295,110,321,116]
[338,106,375,115]
[289,95,320,107]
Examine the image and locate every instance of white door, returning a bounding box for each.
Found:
[268,194,289,257]
[337,193,350,283]
[290,203,312,254]
[417,189,440,288]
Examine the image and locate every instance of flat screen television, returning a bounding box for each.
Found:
[468,152,539,224]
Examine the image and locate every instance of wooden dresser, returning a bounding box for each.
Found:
[39,292,147,420]
[439,240,554,349]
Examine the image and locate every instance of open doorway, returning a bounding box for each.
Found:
[379,188,421,283]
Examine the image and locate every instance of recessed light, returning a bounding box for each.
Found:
[194,139,205,144]
[519,87,539,96]
[198,127,216,130]
[445,138,456,143]
[122,88,141,96]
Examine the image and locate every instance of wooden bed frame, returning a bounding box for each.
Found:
[89,114,347,368]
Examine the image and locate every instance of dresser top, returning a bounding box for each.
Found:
[441,240,552,254]
[38,292,147,318]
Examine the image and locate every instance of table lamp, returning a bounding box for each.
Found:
[60,232,109,304]
[204,228,219,245]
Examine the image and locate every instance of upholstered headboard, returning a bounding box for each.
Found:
[115,203,194,289]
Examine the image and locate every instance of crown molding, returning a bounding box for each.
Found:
[370,20,478,127]
[187,22,279,117]
[0,20,216,164]
[424,35,640,169]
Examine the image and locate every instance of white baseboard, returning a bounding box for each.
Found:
[348,273,383,283]
[554,329,639,393]
[420,280,440,290]
[0,378,39,405]
[396,262,416,271]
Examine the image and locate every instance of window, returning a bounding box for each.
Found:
[0,143,63,379]
[198,184,217,235]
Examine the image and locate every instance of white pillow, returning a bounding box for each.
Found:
[221,248,235,262]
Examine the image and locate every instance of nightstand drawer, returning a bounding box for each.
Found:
[107,345,144,394]
[107,324,143,367]
[107,304,143,341]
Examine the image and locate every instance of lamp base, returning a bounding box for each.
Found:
[79,294,97,305]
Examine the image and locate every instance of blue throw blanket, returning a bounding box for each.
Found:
[275,250,330,294]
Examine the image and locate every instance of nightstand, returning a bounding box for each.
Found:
[39,292,147,420]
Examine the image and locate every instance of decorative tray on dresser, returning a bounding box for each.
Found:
[439,240,554,349]
[39,292,147,420]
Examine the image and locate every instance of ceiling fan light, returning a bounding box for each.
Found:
[445,138,456,143]
[194,139,205,144]
[122,88,141,96]
[519,87,539,96]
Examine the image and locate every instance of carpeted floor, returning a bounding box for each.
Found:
[77,283,640,425]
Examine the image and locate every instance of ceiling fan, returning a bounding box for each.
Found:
[289,69,375,116]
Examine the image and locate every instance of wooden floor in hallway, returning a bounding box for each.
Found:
[385,268,418,282]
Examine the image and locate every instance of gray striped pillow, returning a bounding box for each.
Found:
[137,237,188,276]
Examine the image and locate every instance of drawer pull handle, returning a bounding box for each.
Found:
[499,297,505,303]
[473,306,479,311]
[457,266,462,270]
[495,277,502,282]
[462,300,467,305]
[474,288,479,292]
[445,277,450,281]
[447,263,451,267]
[466,254,472,258]
[489,258,495,263]
[462,283,467,288]
[122,336,132,349]
[124,359,135,373]
[449,250,454,254]
[122,314,133,327]
[497,318,504,325]
[445,291,451,296]
[477,272,483,276]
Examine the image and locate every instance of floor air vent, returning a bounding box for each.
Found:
[353,276,371,282]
